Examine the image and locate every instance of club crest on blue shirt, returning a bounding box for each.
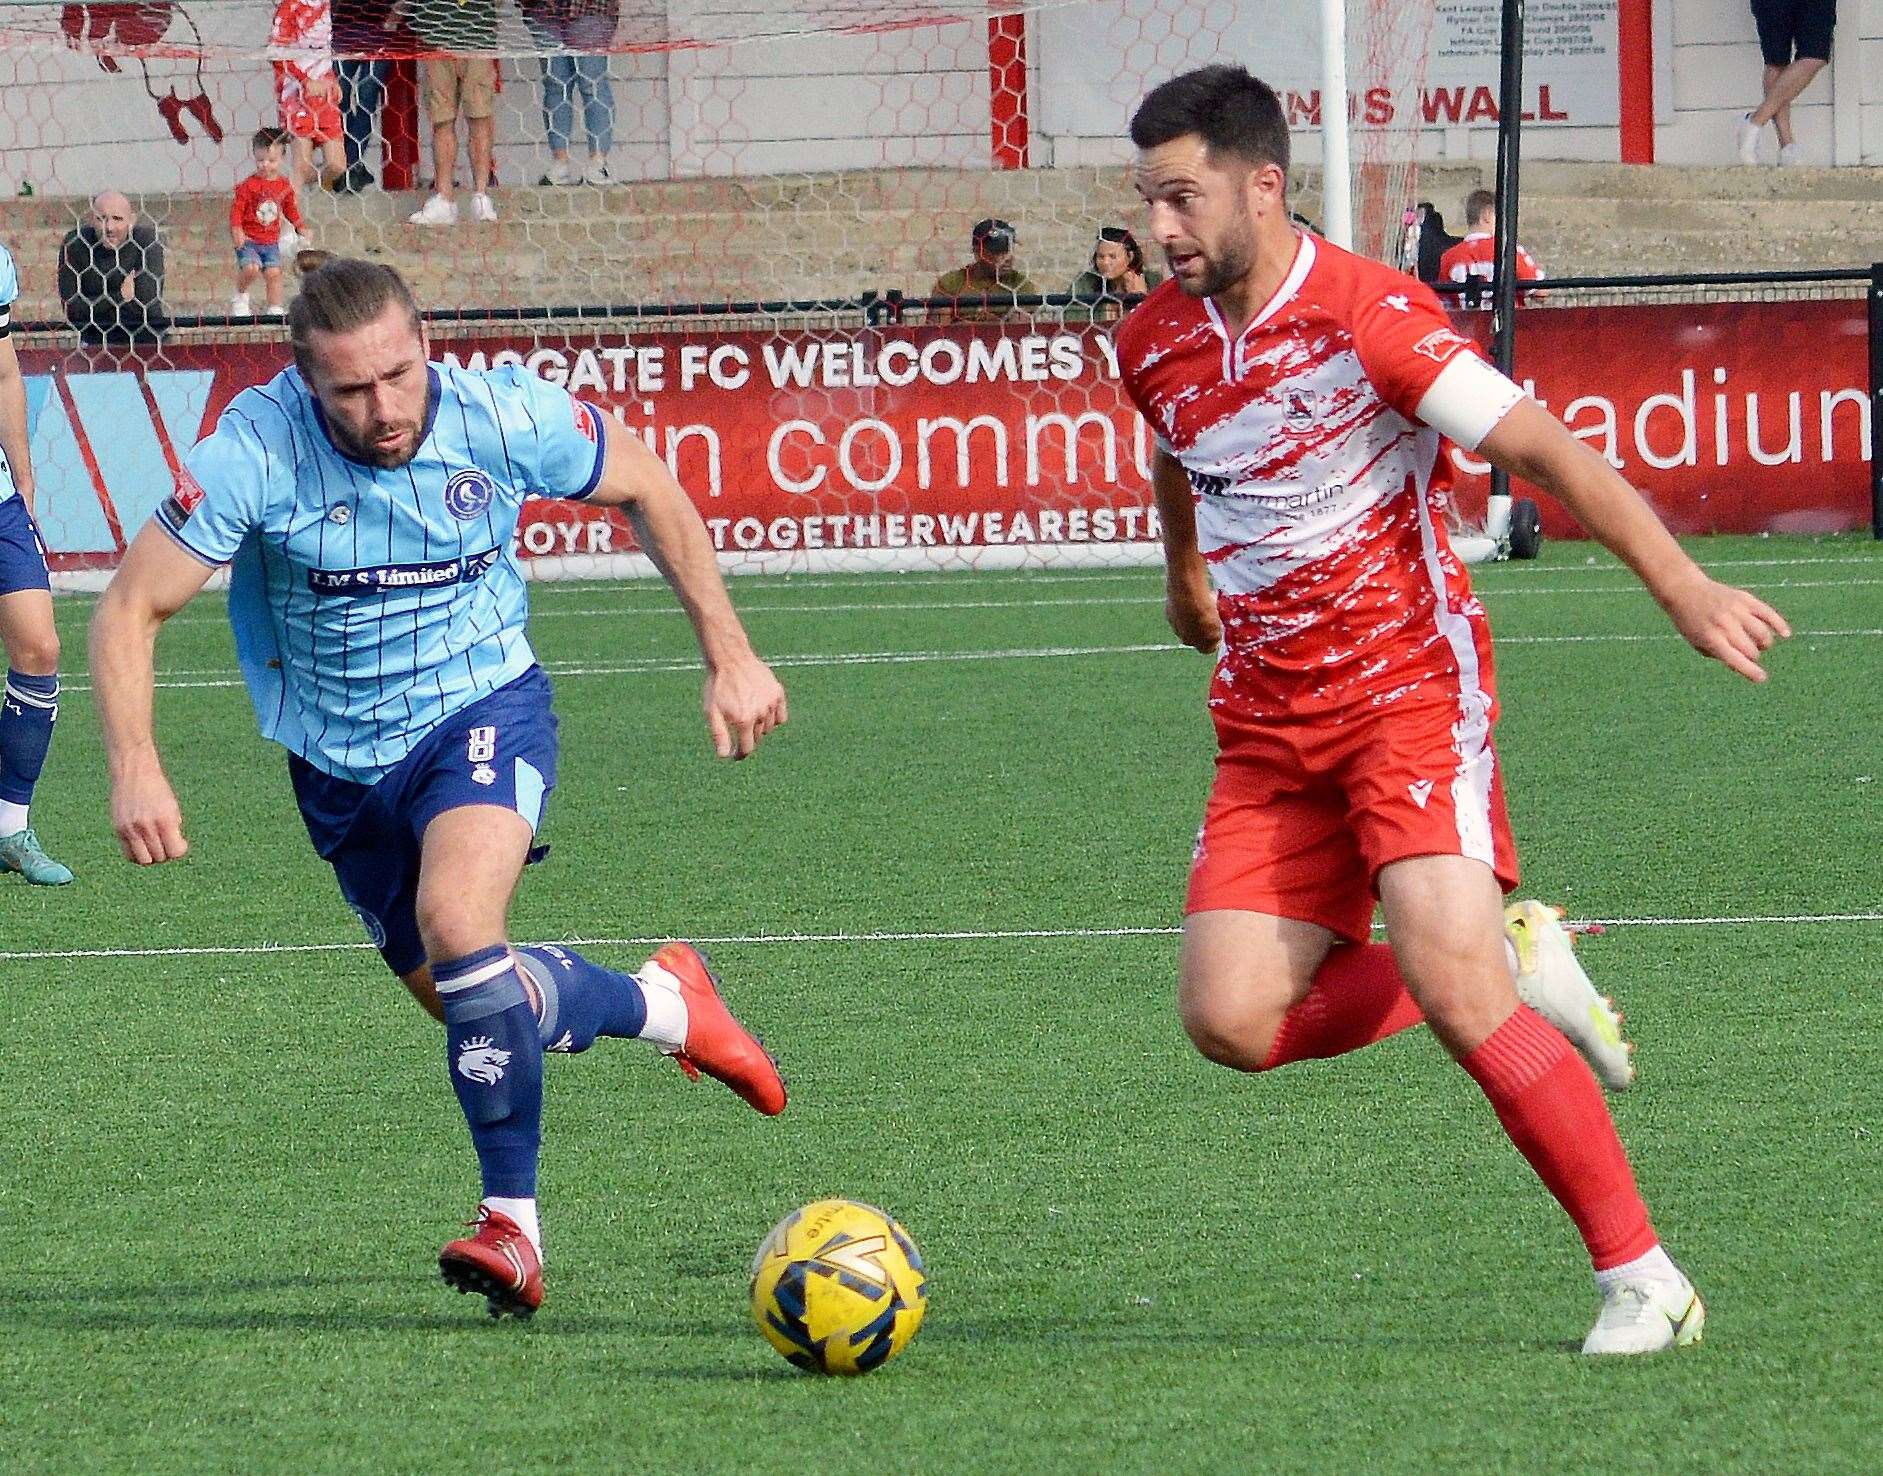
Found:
[443,467,497,521]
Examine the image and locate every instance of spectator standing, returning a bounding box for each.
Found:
[1408,201,1462,285]
[1064,226,1160,324]
[402,0,501,225]
[329,0,411,194]
[58,191,168,346]
[1437,189,1543,309]
[271,0,346,193]
[931,218,1039,325]
[519,0,621,186]
[231,129,306,318]
[1739,1,1834,165]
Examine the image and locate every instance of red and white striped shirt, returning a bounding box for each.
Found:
[1117,232,1523,719]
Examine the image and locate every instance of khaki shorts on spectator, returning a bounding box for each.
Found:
[423,57,498,124]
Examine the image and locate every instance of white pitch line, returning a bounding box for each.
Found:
[119,552,1883,630]
[524,593,1161,619]
[53,626,1883,695]
[508,550,1877,592]
[289,576,1883,622]
[1499,628,1882,645]
[2,911,1879,964]
[60,642,1184,694]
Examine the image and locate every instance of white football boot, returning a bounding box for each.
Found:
[1583,1276,1706,1355]
[1504,901,1635,1091]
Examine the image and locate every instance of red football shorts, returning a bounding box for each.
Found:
[1186,684,1520,942]
[281,93,343,143]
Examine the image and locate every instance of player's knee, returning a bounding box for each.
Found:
[1179,990,1284,1073]
[1393,949,1512,1055]
[414,894,503,964]
[6,630,58,674]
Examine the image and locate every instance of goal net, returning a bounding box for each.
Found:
[0,0,1447,582]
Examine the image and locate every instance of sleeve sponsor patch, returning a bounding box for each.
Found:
[156,466,207,534]
[1412,328,1473,365]
[573,398,599,443]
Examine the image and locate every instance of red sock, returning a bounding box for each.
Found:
[1260,943,1425,1070]
[1461,1005,1658,1270]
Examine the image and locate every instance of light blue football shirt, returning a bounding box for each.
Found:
[0,241,20,506]
[157,361,607,782]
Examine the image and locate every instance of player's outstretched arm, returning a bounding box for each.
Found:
[1151,448,1221,653]
[1476,398,1791,683]
[89,524,219,862]
[585,424,787,758]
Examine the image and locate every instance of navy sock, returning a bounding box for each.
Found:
[436,946,545,1199]
[0,671,58,814]
[515,944,648,1054]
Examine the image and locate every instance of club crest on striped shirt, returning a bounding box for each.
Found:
[443,467,497,521]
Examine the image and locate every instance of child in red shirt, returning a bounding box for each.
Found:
[231,128,305,318]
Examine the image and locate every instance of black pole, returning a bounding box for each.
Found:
[1871,261,1882,540]
[1488,0,1525,510]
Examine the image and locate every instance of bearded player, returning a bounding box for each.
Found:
[90,259,789,1319]
[1119,68,1790,1354]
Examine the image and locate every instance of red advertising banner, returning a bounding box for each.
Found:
[18,298,1870,576]
[447,326,1160,567]
[1448,298,1871,537]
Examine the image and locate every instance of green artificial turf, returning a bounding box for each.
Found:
[2,533,1877,1473]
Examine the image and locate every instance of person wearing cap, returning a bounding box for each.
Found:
[1064,225,1161,324]
[930,218,1039,325]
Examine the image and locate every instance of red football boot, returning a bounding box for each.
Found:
[648,942,787,1117]
[439,1207,544,1319]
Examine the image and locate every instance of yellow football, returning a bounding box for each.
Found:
[749,1198,929,1374]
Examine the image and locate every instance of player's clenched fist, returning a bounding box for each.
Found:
[1165,579,1222,654]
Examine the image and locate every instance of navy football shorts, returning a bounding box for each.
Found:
[291,665,560,976]
[0,496,52,596]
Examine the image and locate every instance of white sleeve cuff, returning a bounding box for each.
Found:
[1412,353,1525,452]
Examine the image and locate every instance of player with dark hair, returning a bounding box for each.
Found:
[1120,65,1789,1354]
[90,257,790,1319]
